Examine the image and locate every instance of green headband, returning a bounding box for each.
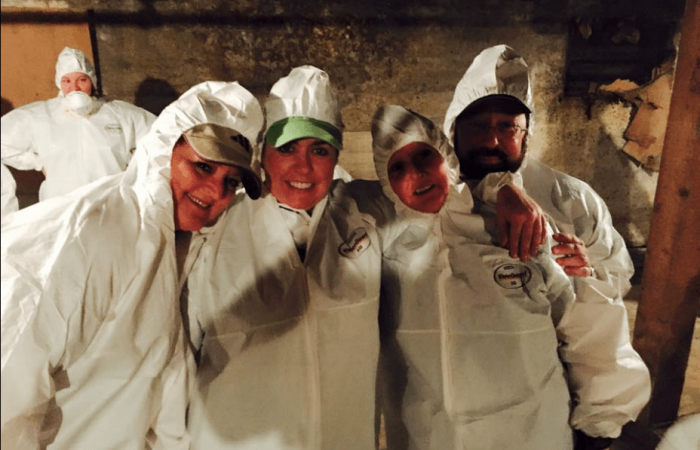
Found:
[265,116,342,149]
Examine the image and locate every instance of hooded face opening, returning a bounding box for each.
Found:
[454,107,529,180]
[387,142,450,214]
[170,137,242,231]
[262,137,338,212]
[60,72,93,96]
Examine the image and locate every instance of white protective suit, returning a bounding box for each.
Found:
[0,81,264,450]
[1,163,19,217]
[1,47,155,201]
[656,414,700,450]
[351,105,651,449]
[185,66,382,450]
[444,44,635,299]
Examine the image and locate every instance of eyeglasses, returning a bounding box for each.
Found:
[462,122,527,139]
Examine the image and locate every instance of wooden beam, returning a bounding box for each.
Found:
[633,0,700,426]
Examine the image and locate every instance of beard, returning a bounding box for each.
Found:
[459,144,526,180]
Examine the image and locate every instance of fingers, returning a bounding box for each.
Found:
[563,265,593,277]
[498,215,509,249]
[555,253,588,266]
[539,215,547,246]
[551,242,586,257]
[555,250,592,277]
[509,222,523,259]
[529,215,544,258]
[552,233,584,246]
[518,220,534,262]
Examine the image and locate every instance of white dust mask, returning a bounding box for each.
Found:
[65,91,94,116]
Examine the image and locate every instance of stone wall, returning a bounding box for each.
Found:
[1,0,685,248]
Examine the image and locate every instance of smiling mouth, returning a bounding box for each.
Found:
[414,184,435,195]
[187,193,210,208]
[288,181,313,190]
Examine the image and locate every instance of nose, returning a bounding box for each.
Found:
[406,163,424,180]
[201,174,228,199]
[293,150,314,174]
[479,126,501,147]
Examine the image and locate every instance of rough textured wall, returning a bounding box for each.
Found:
[1,0,684,247]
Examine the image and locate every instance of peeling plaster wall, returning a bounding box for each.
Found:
[0,0,683,248]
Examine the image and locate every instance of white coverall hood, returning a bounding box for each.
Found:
[54,47,98,95]
[443,44,533,144]
[371,104,462,220]
[263,65,344,150]
[131,81,263,204]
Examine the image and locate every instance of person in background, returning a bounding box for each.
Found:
[1,46,155,202]
[185,65,382,450]
[1,81,263,449]
[365,105,650,450]
[444,44,635,300]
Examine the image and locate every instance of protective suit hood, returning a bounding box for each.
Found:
[54,47,98,95]
[128,81,264,206]
[263,65,344,150]
[371,104,463,221]
[444,44,533,144]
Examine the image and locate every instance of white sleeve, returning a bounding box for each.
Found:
[0,108,43,172]
[556,275,651,438]
[573,185,634,298]
[471,170,523,206]
[1,164,19,216]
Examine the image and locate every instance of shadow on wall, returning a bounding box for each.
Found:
[1,97,13,116]
[134,78,180,116]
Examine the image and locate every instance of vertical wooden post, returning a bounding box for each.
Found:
[633,0,700,426]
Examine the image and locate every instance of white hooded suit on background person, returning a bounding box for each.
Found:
[353,105,650,449]
[186,66,382,450]
[444,44,635,299]
[1,46,156,201]
[0,81,264,449]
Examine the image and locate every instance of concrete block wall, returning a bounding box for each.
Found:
[1,0,685,249]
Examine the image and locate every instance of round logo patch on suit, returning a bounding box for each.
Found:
[494,264,532,289]
[104,124,123,134]
[338,227,371,259]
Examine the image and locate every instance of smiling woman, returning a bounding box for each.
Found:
[260,66,344,213]
[170,122,261,232]
[185,66,383,450]
[0,81,264,449]
[262,137,338,211]
[386,141,450,214]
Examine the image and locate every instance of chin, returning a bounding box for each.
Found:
[280,193,322,211]
[176,217,207,232]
